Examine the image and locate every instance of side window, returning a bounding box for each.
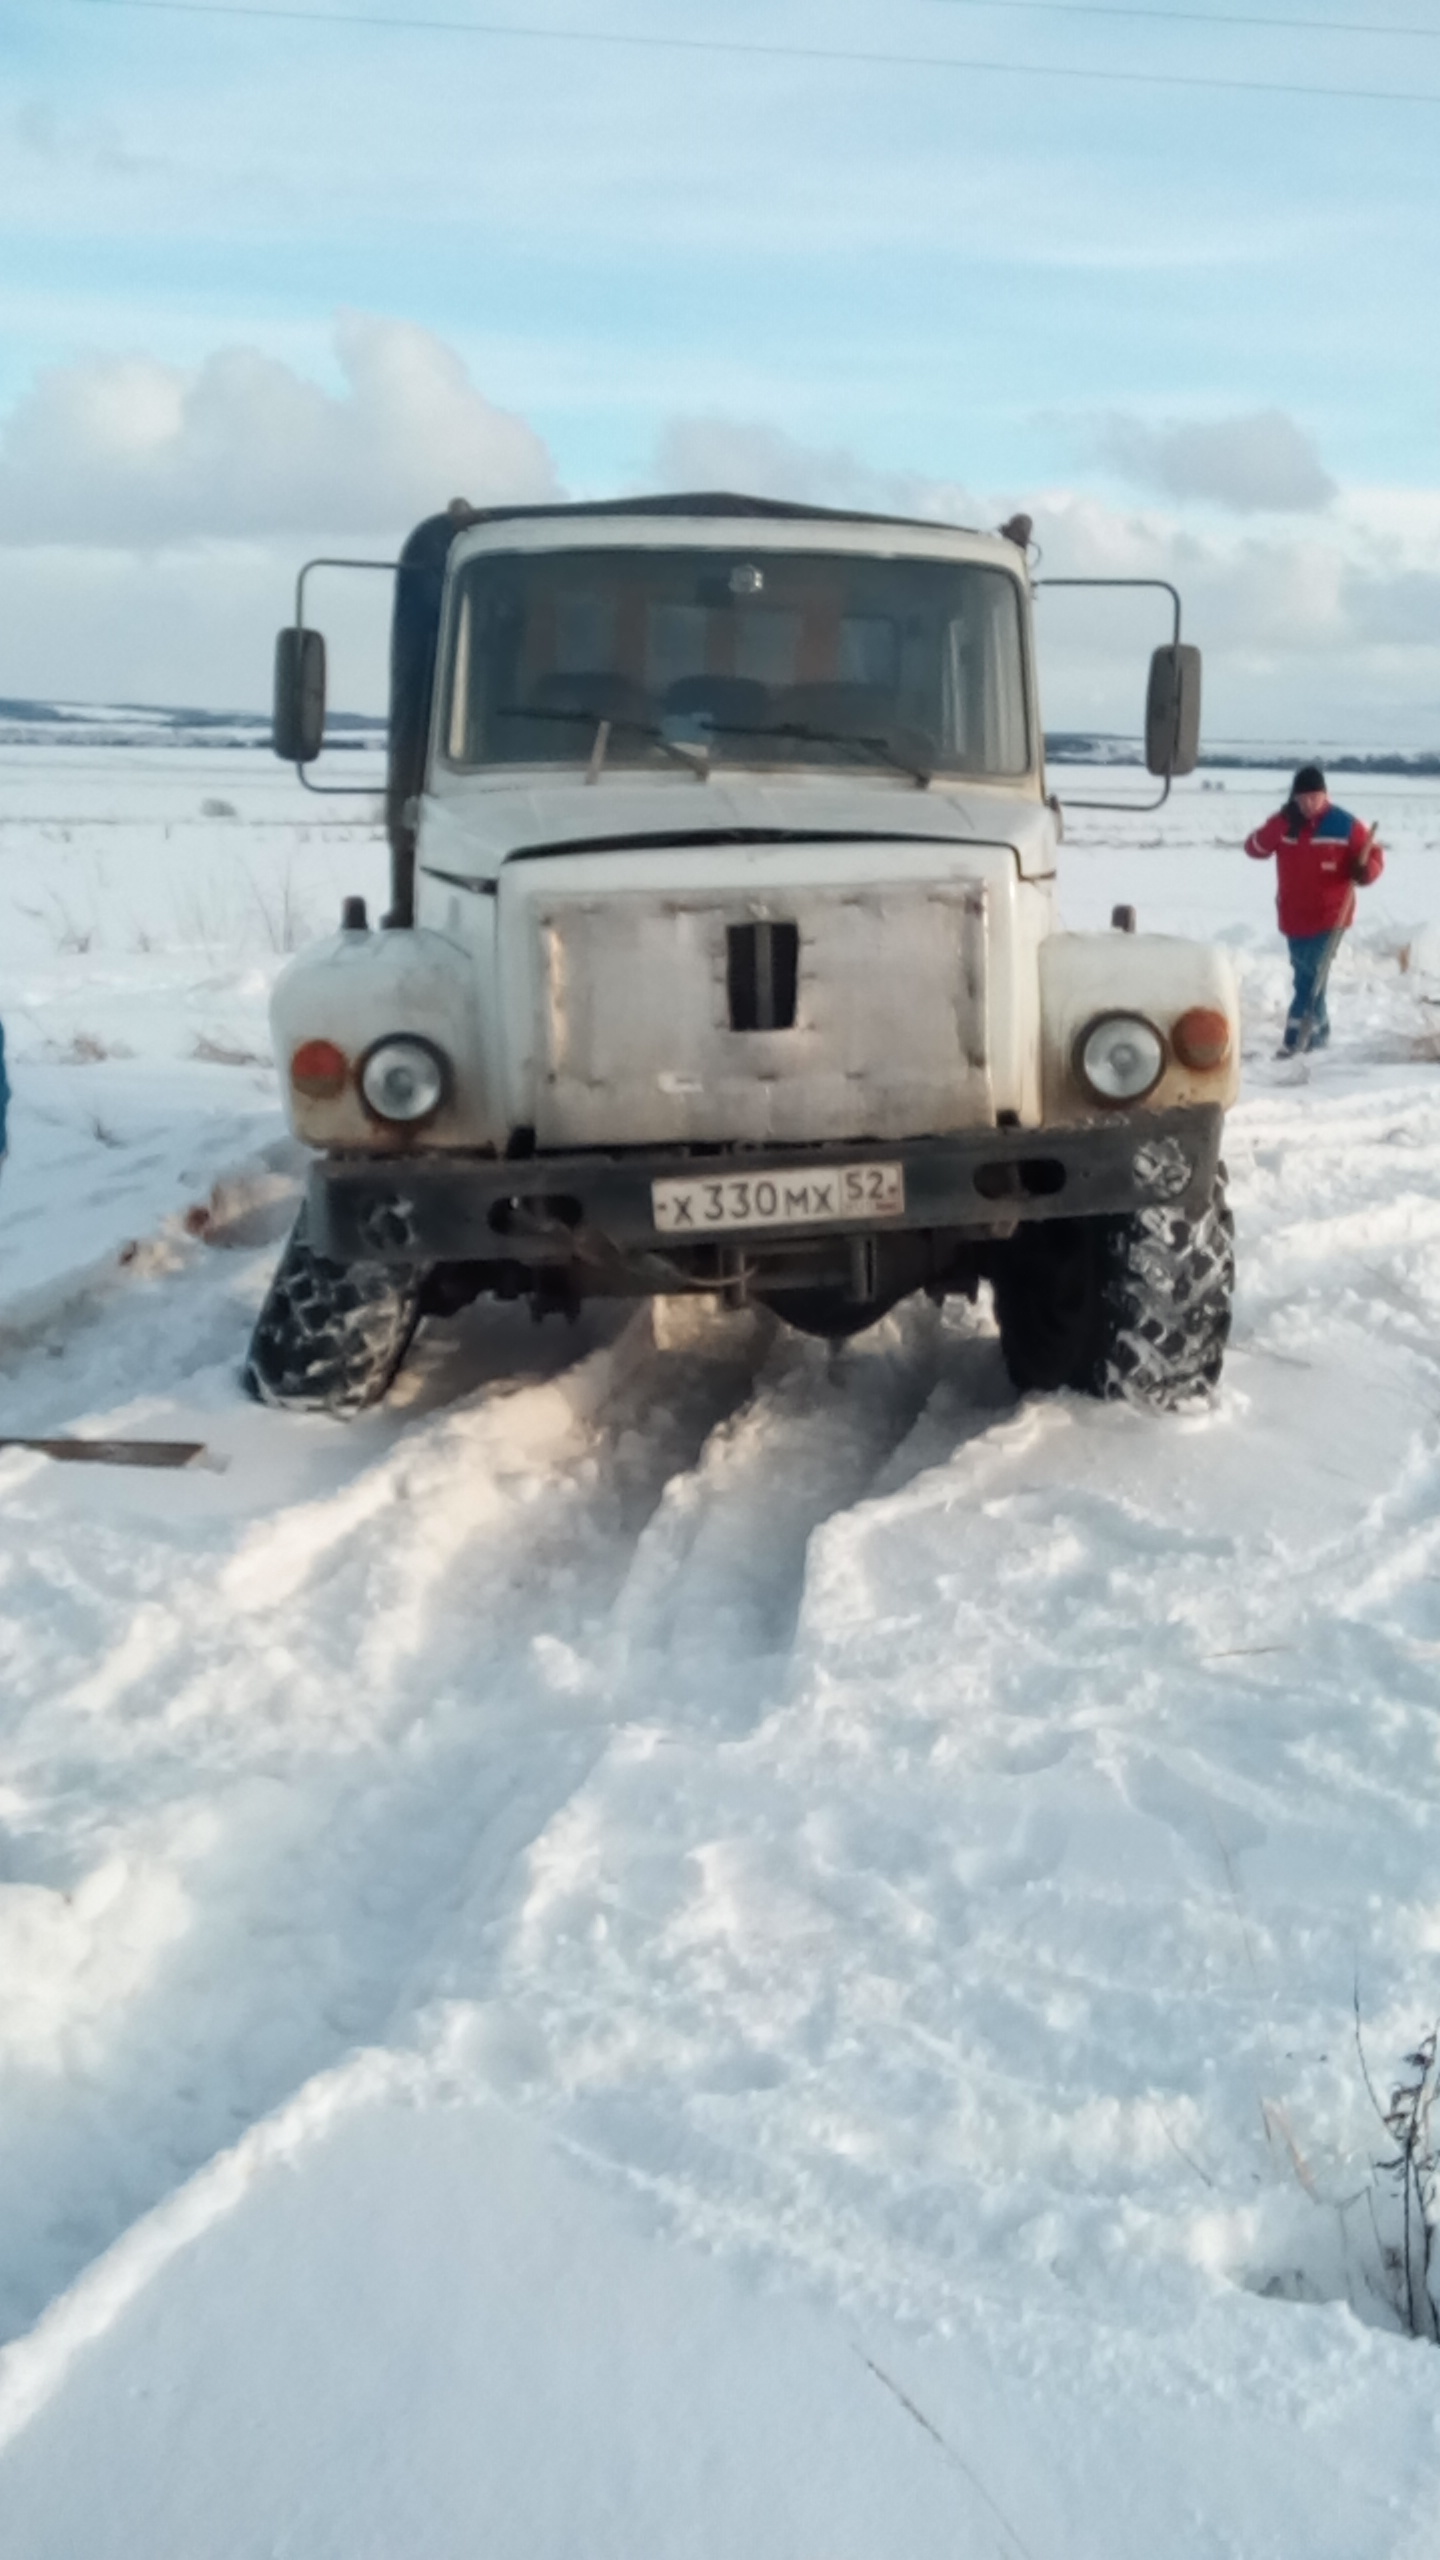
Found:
[941,617,971,761]
[940,577,1027,773]
[446,587,473,762]
[976,574,1028,773]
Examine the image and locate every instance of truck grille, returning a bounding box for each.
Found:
[727,920,799,1031]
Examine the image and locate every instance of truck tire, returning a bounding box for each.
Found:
[990,1171,1233,1411]
[242,1207,423,1416]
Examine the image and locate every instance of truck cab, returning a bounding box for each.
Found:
[249,493,1237,1414]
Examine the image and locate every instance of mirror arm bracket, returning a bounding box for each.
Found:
[290,555,400,796]
[1034,575,1184,813]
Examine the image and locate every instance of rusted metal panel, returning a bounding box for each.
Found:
[523,879,993,1148]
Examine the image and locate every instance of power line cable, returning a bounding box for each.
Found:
[56,0,1440,106]
[924,0,1438,41]
[66,0,1440,41]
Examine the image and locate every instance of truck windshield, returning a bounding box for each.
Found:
[441,547,1030,781]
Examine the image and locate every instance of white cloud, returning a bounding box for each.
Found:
[1342,566,1440,649]
[1093,410,1337,515]
[0,542,305,712]
[9,98,152,180]
[647,419,1439,740]
[653,416,988,528]
[0,365,1434,743]
[0,315,559,547]
[1022,488,1440,742]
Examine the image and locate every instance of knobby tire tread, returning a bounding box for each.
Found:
[242,1208,423,1416]
[992,1170,1234,1413]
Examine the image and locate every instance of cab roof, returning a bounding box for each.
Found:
[444,489,982,538]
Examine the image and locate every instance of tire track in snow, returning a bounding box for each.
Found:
[424,1300,1004,2025]
[0,1287,772,2340]
[291,1302,999,2089]
[0,1274,990,2344]
[457,1118,1440,2344]
[41,1125,1440,2363]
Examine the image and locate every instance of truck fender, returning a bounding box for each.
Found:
[269,927,496,1152]
[1039,932,1241,1120]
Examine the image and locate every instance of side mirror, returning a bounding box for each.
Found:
[273,626,327,765]
[1145,642,1202,778]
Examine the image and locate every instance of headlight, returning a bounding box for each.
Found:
[1075,1013,1165,1105]
[360,1037,446,1125]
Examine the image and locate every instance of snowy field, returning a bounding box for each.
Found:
[3,745,1440,2554]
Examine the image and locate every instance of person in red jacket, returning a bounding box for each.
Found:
[1245,763,1384,1054]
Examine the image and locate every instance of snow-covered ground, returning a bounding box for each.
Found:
[3,746,1440,2555]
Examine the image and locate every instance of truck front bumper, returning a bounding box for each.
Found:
[308,1105,1224,1266]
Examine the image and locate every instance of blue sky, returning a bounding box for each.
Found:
[2,0,1437,736]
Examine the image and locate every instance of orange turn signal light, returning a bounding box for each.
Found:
[1171,1007,1231,1071]
[290,1038,349,1100]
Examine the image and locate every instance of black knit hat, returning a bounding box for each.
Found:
[1292,763,1326,796]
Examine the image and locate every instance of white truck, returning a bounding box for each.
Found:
[247,492,1238,1415]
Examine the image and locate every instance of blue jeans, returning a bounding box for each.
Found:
[1284,932,1338,1050]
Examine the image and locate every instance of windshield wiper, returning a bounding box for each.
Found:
[496,702,930,786]
[704,719,933,788]
[496,703,709,781]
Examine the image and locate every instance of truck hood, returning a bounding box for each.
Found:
[487,834,1036,1148]
[418,769,1057,881]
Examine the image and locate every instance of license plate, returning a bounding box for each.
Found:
[651,1161,905,1235]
